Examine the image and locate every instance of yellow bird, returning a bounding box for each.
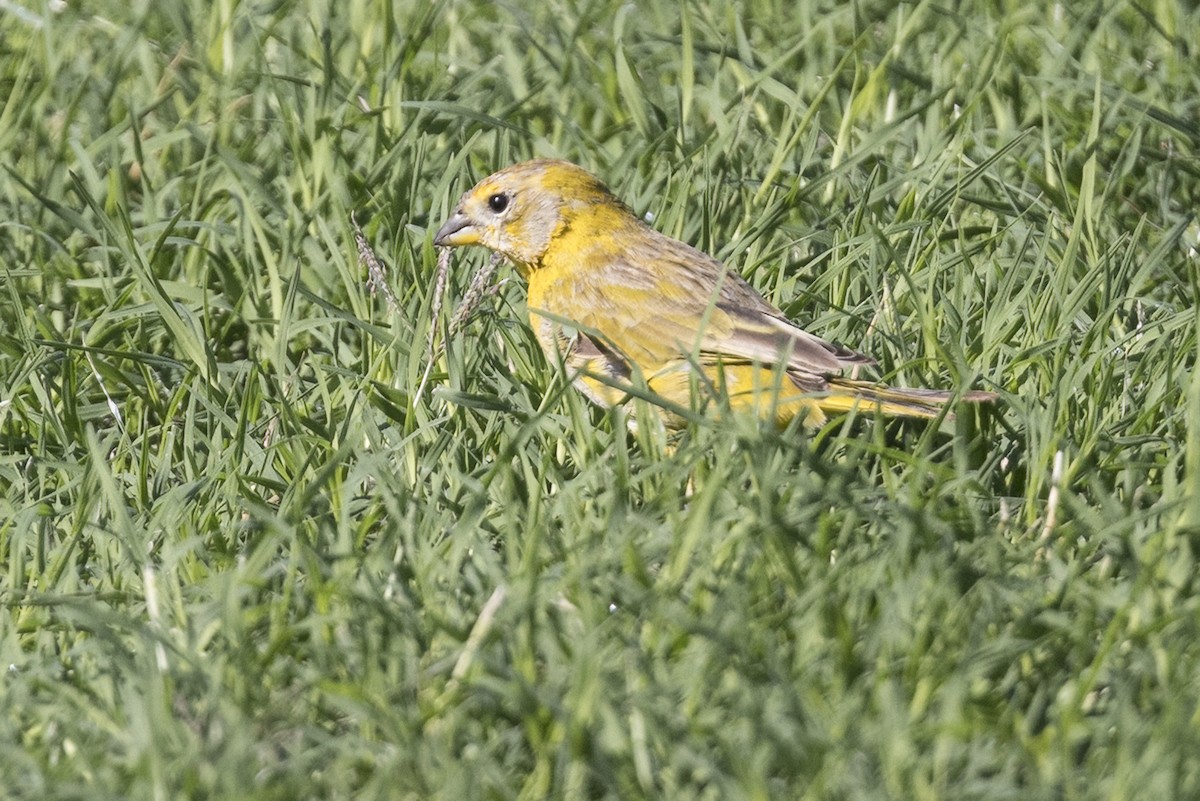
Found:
[434,159,994,427]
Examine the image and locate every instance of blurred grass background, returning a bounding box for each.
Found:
[2,0,1199,798]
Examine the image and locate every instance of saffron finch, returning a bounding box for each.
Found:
[434,159,995,427]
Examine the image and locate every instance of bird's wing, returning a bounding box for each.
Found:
[537,232,872,383]
[711,302,874,375]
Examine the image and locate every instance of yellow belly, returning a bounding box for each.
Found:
[572,359,830,428]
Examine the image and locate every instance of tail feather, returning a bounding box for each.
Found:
[819,378,997,420]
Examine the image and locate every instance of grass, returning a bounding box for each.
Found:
[1,0,1199,798]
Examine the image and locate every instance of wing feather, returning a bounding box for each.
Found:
[535,228,870,384]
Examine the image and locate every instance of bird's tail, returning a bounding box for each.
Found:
[818,377,997,420]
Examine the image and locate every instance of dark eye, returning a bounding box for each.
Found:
[487,193,509,214]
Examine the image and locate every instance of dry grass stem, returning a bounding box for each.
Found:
[352,212,400,312]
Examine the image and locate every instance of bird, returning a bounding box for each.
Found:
[434,159,995,428]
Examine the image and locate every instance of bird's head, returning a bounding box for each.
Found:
[433,159,624,270]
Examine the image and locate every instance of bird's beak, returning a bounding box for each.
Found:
[433,211,478,247]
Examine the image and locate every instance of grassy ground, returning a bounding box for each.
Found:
[2,0,1199,798]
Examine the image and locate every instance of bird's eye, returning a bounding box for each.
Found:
[487,193,509,214]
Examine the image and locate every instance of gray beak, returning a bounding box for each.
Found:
[433,211,474,247]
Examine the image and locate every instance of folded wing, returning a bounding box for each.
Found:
[543,231,870,389]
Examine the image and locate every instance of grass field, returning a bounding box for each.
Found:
[2,0,1199,798]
